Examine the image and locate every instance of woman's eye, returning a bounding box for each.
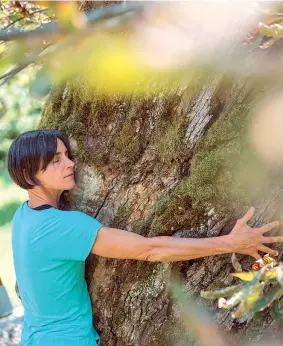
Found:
[54,158,60,163]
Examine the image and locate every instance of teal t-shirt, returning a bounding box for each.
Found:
[12,201,103,346]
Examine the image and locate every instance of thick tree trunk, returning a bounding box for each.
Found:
[39,69,283,345]
[38,4,283,344]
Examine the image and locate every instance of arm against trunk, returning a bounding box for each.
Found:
[91,226,233,262]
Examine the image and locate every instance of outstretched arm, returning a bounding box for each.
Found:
[91,208,282,262]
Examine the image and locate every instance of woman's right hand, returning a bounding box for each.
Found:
[227,207,283,260]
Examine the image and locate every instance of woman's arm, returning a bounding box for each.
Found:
[91,208,283,262]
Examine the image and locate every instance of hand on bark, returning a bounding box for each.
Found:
[228,207,282,260]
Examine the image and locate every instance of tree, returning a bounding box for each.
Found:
[5,1,283,345]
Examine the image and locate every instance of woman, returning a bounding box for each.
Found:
[8,129,283,346]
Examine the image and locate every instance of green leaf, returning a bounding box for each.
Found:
[201,284,243,299]
[246,283,265,307]
[271,300,283,323]
[218,270,265,309]
[218,289,247,309]
[231,300,248,319]
[9,13,23,22]
[250,284,283,313]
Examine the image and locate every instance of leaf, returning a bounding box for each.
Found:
[231,272,257,281]
[246,283,265,307]
[231,300,248,319]
[259,23,283,38]
[201,284,243,299]
[250,284,283,313]
[262,254,276,264]
[263,269,277,281]
[218,270,265,309]
[271,300,283,323]
[218,289,247,309]
[9,13,23,22]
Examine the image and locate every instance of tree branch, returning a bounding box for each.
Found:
[0,54,38,87]
[0,2,144,42]
[0,42,53,87]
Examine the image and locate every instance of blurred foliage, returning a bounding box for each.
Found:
[201,255,283,323]
[1,1,283,99]
[0,66,42,166]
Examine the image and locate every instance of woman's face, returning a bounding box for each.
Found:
[35,138,76,190]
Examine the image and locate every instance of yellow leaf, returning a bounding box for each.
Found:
[231,272,256,281]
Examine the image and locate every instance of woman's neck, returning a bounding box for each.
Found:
[27,187,62,209]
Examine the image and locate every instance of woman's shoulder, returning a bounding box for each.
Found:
[54,209,102,230]
[55,208,92,221]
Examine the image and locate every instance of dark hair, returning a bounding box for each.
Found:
[7,129,74,190]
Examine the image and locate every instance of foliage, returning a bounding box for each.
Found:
[0,67,42,166]
[201,255,283,322]
[1,1,283,99]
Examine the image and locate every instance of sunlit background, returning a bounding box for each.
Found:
[0,67,42,305]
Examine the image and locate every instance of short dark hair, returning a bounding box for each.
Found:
[7,129,74,190]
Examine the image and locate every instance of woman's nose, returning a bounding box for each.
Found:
[67,158,75,168]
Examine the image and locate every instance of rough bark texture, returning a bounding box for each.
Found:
[39,69,283,345]
[39,4,283,344]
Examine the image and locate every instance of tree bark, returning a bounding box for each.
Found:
[39,5,283,345]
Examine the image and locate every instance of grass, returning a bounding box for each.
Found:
[0,167,27,307]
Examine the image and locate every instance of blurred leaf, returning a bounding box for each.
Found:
[263,254,276,264]
[201,284,243,299]
[259,23,283,37]
[9,13,23,22]
[250,284,283,313]
[218,270,265,309]
[231,272,257,281]
[246,283,265,306]
[264,269,277,281]
[271,300,283,323]
[228,283,264,318]
[231,300,249,319]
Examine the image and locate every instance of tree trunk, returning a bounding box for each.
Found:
[39,4,283,344]
[39,68,283,345]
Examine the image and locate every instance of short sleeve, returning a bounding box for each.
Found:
[48,211,103,261]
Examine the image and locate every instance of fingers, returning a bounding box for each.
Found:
[251,252,261,260]
[260,221,280,233]
[261,235,283,244]
[258,245,279,257]
[238,207,255,226]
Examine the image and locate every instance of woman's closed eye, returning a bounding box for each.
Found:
[54,158,60,163]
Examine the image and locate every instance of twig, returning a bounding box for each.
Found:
[2,16,25,30]
[2,8,51,30]
[0,54,38,87]
[0,42,53,87]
